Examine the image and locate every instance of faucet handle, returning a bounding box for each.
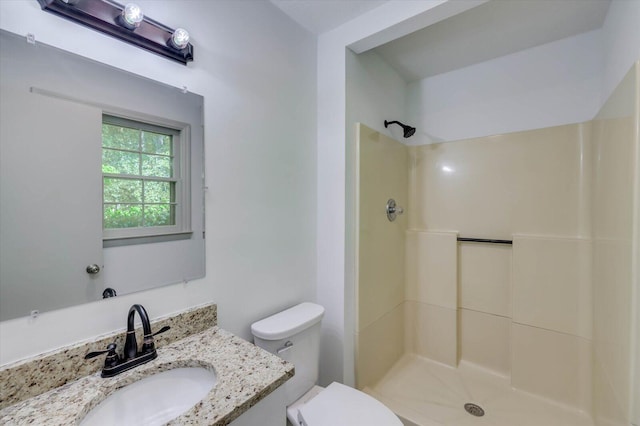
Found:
[85,342,120,368]
[141,326,171,354]
[152,325,171,337]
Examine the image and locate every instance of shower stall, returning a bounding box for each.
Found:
[352,63,639,426]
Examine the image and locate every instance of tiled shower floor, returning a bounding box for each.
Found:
[363,354,594,426]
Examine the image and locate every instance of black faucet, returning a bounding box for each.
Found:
[85,304,170,378]
[124,304,153,360]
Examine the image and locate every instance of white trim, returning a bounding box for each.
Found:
[103,231,193,248]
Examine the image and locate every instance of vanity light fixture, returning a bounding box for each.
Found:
[170,28,190,50]
[37,0,194,65]
[118,3,144,30]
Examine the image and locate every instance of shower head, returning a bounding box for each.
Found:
[384,120,416,138]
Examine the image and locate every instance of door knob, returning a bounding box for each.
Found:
[86,264,101,275]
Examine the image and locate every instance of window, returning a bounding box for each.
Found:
[101,115,190,241]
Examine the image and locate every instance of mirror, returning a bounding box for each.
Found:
[0,30,205,321]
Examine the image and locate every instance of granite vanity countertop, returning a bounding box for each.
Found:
[0,327,294,425]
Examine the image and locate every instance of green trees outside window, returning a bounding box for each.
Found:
[102,118,178,230]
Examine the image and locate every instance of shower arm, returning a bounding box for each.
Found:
[384,120,402,127]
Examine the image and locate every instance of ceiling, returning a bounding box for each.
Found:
[375,0,611,81]
[271,0,612,82]
[270,0,387,35]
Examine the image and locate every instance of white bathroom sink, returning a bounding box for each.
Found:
[80,367,217,426]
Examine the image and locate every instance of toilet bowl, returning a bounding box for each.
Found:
[251,302,402,426]
[291,383,401,426]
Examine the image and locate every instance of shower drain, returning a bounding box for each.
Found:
[464,403,485,417]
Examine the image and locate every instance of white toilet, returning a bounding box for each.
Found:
[251,302,403,426]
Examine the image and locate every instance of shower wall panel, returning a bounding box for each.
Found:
[511,323,592,410]
[458,243,511,318]
[459,308,510,377]
[355,124,408,389]
[405,231,457,310]
[404,231,458,366]
[404,300,457,367]
[591,63,639,426]
[408,123,591,238]
[458,242,512,376]
[407,121,594,411]
[512,236,592,339]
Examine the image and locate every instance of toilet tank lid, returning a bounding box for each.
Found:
[251,302,325,340]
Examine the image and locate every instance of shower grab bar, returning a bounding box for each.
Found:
[457,237,512,245]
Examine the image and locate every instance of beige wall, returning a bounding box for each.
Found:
[591,63,639,426]
[407,123,593,411]
[355,124,408,388]
[405,231,458,367]
[407,123,592,237]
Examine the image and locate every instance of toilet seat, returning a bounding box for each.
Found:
[296,382,402,426]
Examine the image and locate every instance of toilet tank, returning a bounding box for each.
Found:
[251,303,324,404]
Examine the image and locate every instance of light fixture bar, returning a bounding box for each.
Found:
[37,0,193,65]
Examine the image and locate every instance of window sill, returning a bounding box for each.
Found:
[103,231,194,248]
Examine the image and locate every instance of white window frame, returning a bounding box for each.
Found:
[102,114,192,242]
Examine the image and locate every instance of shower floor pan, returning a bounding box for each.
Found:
[363,354,593,426]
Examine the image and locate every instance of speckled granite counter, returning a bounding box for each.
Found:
[1,303,219,407]
[0,327,294,425]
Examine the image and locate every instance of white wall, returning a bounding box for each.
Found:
[395,2,640,198]
[346,50,408,139]
[403,0,640,146]
[601,0,640,105]
[406,29,604,144]
[0,1,316,364]
[396,0,640,148]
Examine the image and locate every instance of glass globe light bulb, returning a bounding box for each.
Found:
[122,3,144,28]
[171,28,190,49]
